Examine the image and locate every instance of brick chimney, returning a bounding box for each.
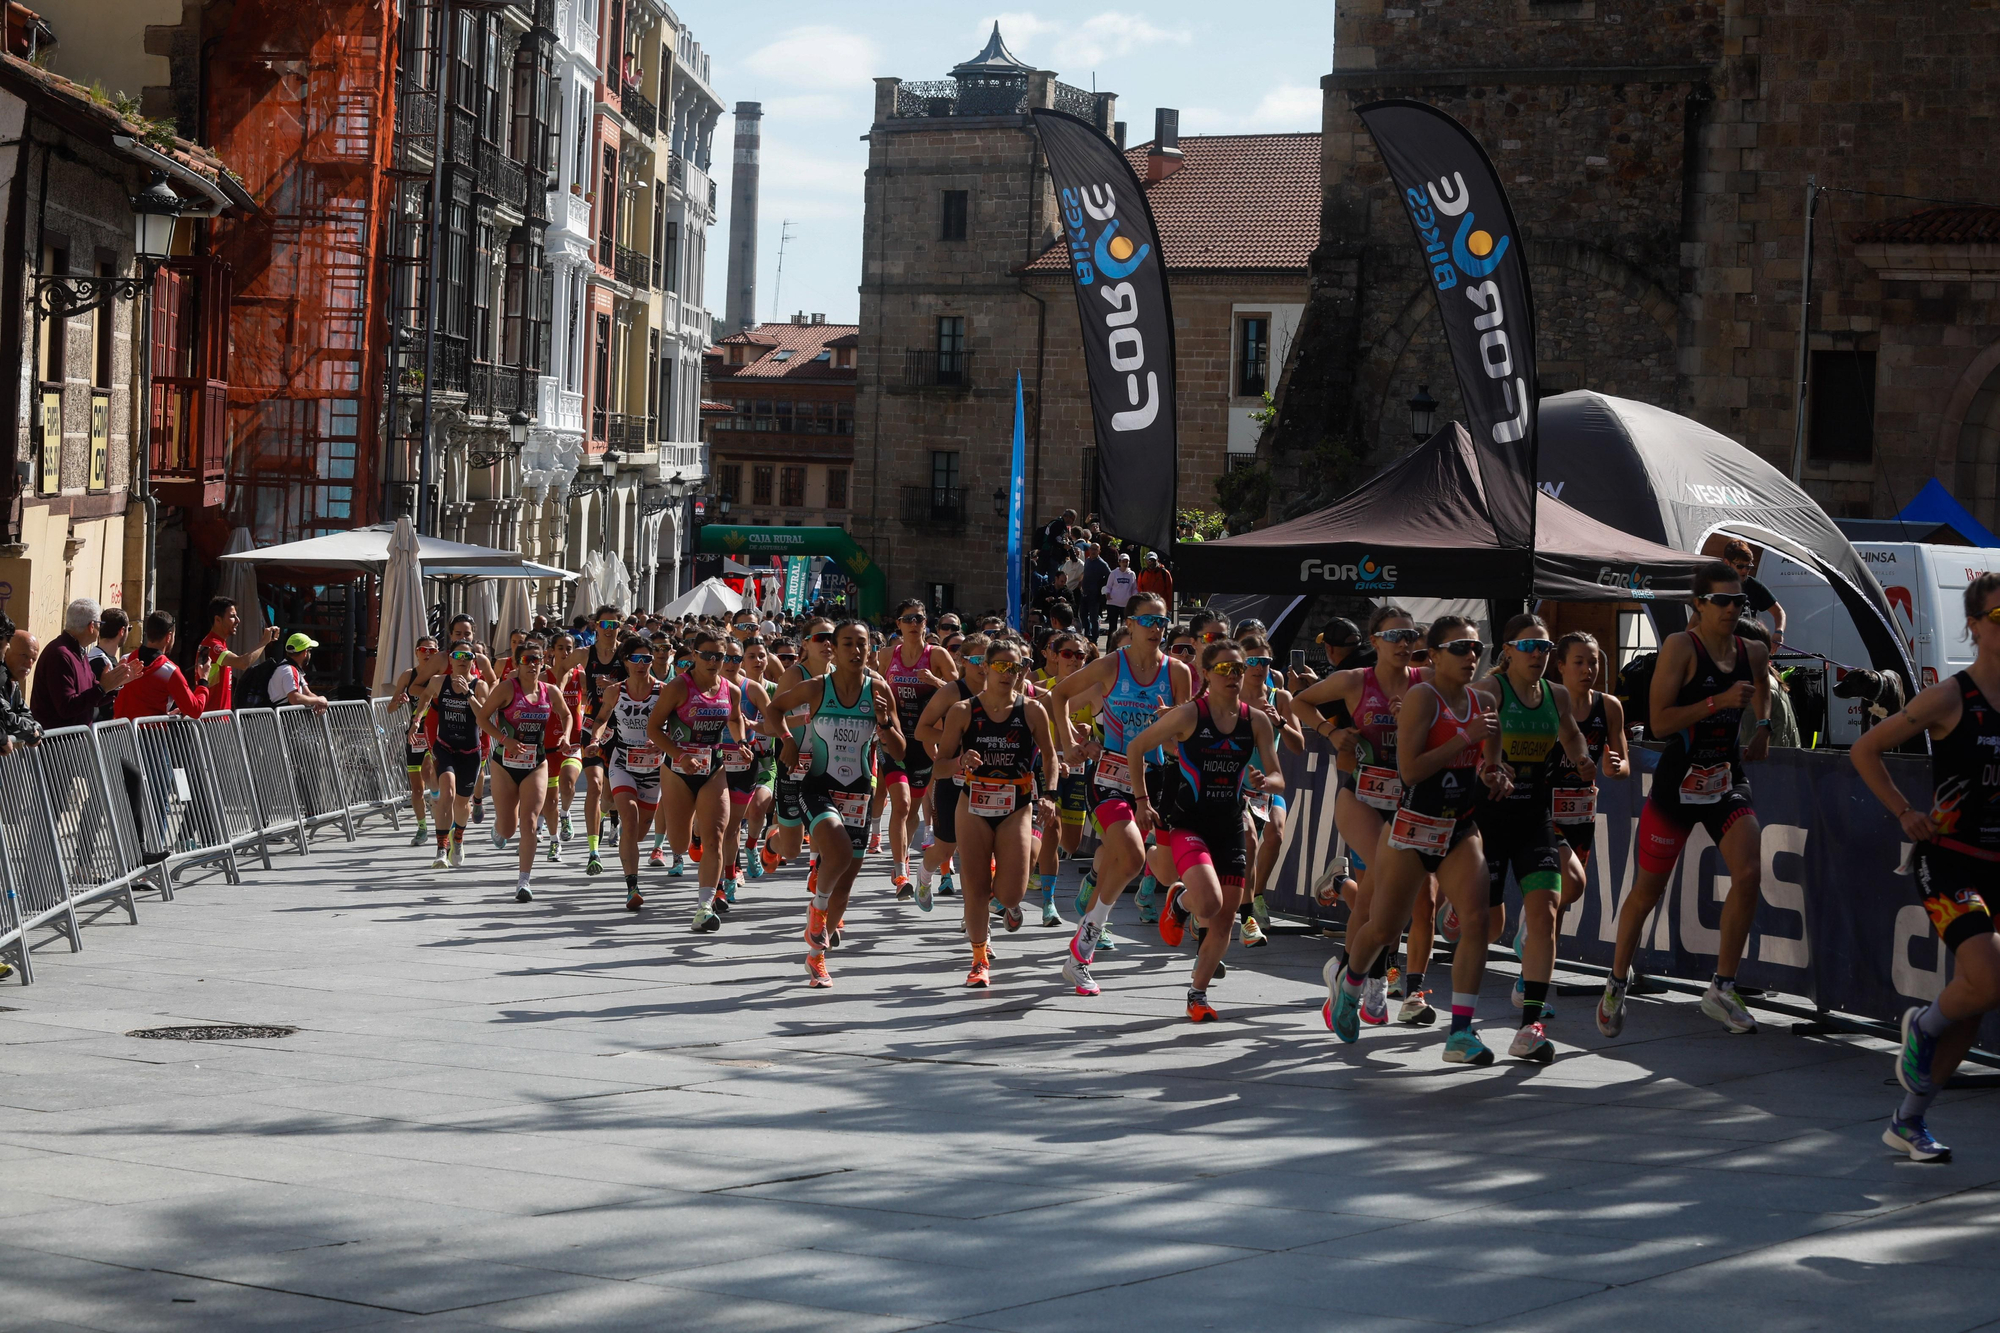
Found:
[1145,107,1183,182]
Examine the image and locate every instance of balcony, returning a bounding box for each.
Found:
[447,106,476,169]
[433,335,469,397]
[900,485,967,531]
[902,348,972,390]
[524,168,552,224]
[565,189,592,236]
[476,142,529,211]
[150,378,226,509]
[658,440,708,476]
[468,360,528,419]
[667,152,685,189]
[620,85,657,138]
[614,242,652,289]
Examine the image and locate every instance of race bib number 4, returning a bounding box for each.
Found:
[831,790,869,827]
[968,779,1019,817]
[1094,749,1132,792]
[1357,764,1403,812]
[624,746,663,773]
[1679,763,1730,805]
[1388,806,1455,855]
[1552,786,1597,826]
[673,748,712,776]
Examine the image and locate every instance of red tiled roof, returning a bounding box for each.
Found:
[1025,133,1320,274]
[700,399,734,413]
[709,320,860,380]
[1853,205,2000,244]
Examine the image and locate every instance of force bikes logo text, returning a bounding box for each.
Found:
[1060,184,1161,432]
[1399,172,1529,446]
[1300,556,1397,592]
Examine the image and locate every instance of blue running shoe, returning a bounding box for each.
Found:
[721,878,738,905]
[938,872,956,897]
[1097,930,1117,954]
[745,857,766,881]
[1073,870,1097,921]
[1898,1006,1939,1098]
[1322,957,1360,1043]
[1443,1030,1495,1066]
[1136,875,1159,924]
[1883,1114,1951,1163]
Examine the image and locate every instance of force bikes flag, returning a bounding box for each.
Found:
[1357,100,1539,551]
[1032,109,1178,552]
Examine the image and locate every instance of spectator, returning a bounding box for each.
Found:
[1104,552,1139,632]
[1039,508,1077,573]
[1136,550,1174,615]
[1059,543,1085,594]
[30,598,139,729]
[1735,619,1799,747]
[115,611,210,719]
[198,597,281,712]
[269,633,331,712]
[1078,543,1111,640]
[1720,538,1786,648]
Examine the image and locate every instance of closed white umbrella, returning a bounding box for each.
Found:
[220,526,264,654]
[496,577,533,653]
[569,552,605,622]
[603,550,633,614]
[469,578,499,644]
[371,516,428,697]
[660,577,744,619]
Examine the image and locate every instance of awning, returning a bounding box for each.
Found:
[219,524,537,576]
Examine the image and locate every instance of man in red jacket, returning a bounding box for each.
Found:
[114,610,210,719]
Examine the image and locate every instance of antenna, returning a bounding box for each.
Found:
[770,219,795,322]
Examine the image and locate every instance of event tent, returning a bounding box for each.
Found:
[1536,392,1915,680]
[660,577,744,618]
[1179,422,1711,602]
[219,524,543,576]
[1894,477,2000,548]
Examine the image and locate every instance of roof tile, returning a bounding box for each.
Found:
[1853,205,2000,245]
[708,321,860,381]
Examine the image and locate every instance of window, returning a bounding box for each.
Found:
[598,144,617,266]
[509,38,540,166]
[499,231,532,366]
[941,189,968,241]
[472,222,494,357]
[780,466,806,507]
[752,464,774,505]
[837,402,854,435]
[1238,316,1269,397]
[936,315,965,384]
[92,261,113,387]
[563,270,582,390]
[662,222,679,294]
[659,355,674,439]
[646,330,660,441]
[813,350,830,363]
[825,468,848,510]
[573,85,590,185]
[592,312,610,439]
[1808,349,1877,464]
[717,463,741,502]
[930,449,959,500]
[651,196,666,287]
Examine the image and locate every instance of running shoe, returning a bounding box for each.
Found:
[648,846,666,868]
[1040,900,1061,928]
[1187,996,1219,1024]
[1135,875,1158,923]
[868,829,882,854]
[448,838,464,868]
[761,835,782,875]
[429,853,449,870]
[1596,981,1626,1038]
[916,822,934,851]
[1322,957,1361,1043]
[1252,893,1270,926]
[410,825,430,846]
[1069,919,1102,967]
[1436,899,1461,944]
[1096,931,1117,954]
[490,826,507,850]
[1385,966,1403,999]
[1158,884,1187,948]
[1883,1114,1951,1163]
[1061,955,1099,996]
[1396,991,1437,1026]
[1360,976,1389,1027]
[964,961,991,988]
[1510,977,1556,1022]
[1240,916,1268,948]
[515,885,534,903]
[829,919,845,949]
[560,814,573,842]
[806,955,833,988]
[1508,1022,1556,1064]
[473,800,485,824]
[804,906,830,952]
[668,856,687,877]
[745,855,766,882]
[721,877,739,905]
[938,872,956,897]
[1443,1030,1495,1066]
[711,893,732,917]
[691,905,720,933]
[1899,1006,1940,1098]
[1073,871,1097,921]
[1212,957,1228,980]
[586,852,602,876]
[894,875,913,902]
[626,891,644,912]
[1700,983,1759,1035]
[914,876,934,912]
[546,840,561,864]
[1003,903,1025,933]
[690,837,704,864]
[806,859,819,898]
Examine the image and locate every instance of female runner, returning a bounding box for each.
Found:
[591,636,666,912]
[473,638,571,902]
[876,600,956,896]
[1032,631,1099,926]
[1237,634,1305,946]
[719,635,778,900]
[1546,631,1628,949]
[768,619,835,870]
[913,632,990,910]
[411,642,487,869]
[646,629,743,932]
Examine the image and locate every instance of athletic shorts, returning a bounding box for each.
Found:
[1478,807,1564,904]
[881,747,934,794]
[775,770,806,828]
[580,744,606,770]
[1636,787,1754,876]
[404,743,430,774]
[1091,760,1169,831]
[1387,810,1477,875]
[1163,820,1249,888]
[607,751,663,810]
[493,758,544,786]
[547,744,581,776]
[1913,843,2000,952]
[801,776,872,852]
[934,779,961,844]
[1056,770,1090,827]
[432,746,480,793]
[724,749,763,804]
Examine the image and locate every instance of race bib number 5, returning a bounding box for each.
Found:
[1679,763,1730,805]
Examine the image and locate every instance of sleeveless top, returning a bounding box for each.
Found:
[669,676,735,749]
[1099,648,1175,782]
[1547,689,1608,825]
[781,662,827,778]
[1654,631,1752,806]
[498,680,554,767]
[962,694,1038,816]
[886,641,938,735]
[1353,666,1416,810]
[582,645,624,715]
[609,679,659,754]
[807,674,878,787]
[1930,672,2000,857]
[1166,698,1254,827]
[429,674,481,752]
[1486,673,1561,818]
[1398,683,1484,826]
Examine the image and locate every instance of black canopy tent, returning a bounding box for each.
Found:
[1178,423,1710,602]
[1536,392,1916,683]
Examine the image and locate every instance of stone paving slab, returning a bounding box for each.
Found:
[3,820,1999,1330]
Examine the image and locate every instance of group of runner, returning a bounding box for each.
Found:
[377,562,2000,1167]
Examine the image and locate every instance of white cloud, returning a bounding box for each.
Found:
[751,140,867,223]
[1180,83,1322,134]
[741,26,880,93]
[976,11,1190,72]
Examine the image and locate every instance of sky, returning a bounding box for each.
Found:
[688,2,1334,330]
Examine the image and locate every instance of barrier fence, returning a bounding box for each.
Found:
[0,701,408,985]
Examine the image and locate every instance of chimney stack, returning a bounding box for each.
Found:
[1145,107,1183,182]
[725,102,762,332]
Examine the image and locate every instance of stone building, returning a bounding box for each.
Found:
[705,315,856,530]
[1266,0,2000,527]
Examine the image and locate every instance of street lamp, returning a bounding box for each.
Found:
[507,408,531,450]
[1407,384,1439,442]
[992,486,1007,517]
[717,496,732,517]
[34,172,184,317]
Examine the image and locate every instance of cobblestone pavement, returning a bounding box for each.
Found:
[4,821,2000,1331]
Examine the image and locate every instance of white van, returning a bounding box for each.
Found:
[1757,542,2000,744]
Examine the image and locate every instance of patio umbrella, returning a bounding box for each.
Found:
[468,578,499,644]
[495,577,533,653]
[568,552,604,622]
[660,577,744,618]
[219,526,264,654]
[371,516,428,697]
[603,550,634,614]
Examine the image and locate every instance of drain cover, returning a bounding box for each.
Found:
[125,1025,297,1041]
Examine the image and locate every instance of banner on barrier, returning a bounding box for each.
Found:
[1264,738,1980,1040]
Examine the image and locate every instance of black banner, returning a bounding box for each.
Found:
[1033,109,1177,553]
[1357,100,1538,550]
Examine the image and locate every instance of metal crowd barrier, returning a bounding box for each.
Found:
[234,708,307,855]
[326,699,403,833]
[197,712,273,873]
[93,720,169,898]
[37,725,147,927]
[130,716,241,893]
[276,705,357,845]
[0,736,75,981]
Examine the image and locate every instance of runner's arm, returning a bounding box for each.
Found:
[1648,634,1736,736]
[913,685,956,761]
[1050,653,1114,709]
[1395,688,1463,786]
[1248,709,1285,796]
[869,671,907,762]
[1026,699,1061,790]
[932,701,969,765]
[1551,685,1597,784]
[472,679,514,746]
[1601,693,1630,777]
[1852,678,1956,843]
[1125,704,1197,808]
[1269,688,1306,753]
[1746,641,1774,761]
[644,679,690,761]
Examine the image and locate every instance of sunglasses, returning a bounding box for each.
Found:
[898,614,926,624]
[776,653,798,663]
[1507,638,1555,654]
[986,660,1020,674]
[1437,639,1483,658]
[809,633,834,644]
[695,650,724,663]
[1700,592,1750,610]
[416,646,436,655]
[1169,644,1195,657]
[1200,631,1227,643]
[450,649,474,660]
[1128,614,1169,629]
[1055,649,1083,660]
[628,653,653,664]
[1209,661,1247,678]
[965,654,985,665]
[1375,628,1423,645]
[598,620,619,629]
[519,656,545,667]
[1244,656,1272,667]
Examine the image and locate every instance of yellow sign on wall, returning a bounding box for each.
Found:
[39,390,60,494]
[89,393,108,491]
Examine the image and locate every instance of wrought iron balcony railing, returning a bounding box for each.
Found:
[900,485,967,530]
[614,242,651,289]
[902,348,972,389]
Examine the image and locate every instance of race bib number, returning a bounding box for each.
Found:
[624,746,663,773]
[1552,786,1597,826]
[1679,763,1730,805]
[1094,749,1132,792]
[1356,764,1403,812]
[406,732,429,754]
[831,789,869,827]
[1247,788,1271,816]
[790,749,813,778]
[1388,806,1455,855]
[673,747,712,776]
[969,779,1018,817]
[503,742,537,767]
[719,744,753,773]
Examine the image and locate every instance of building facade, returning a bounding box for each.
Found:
[1266,0,2000,527]
[706,315,857,529]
